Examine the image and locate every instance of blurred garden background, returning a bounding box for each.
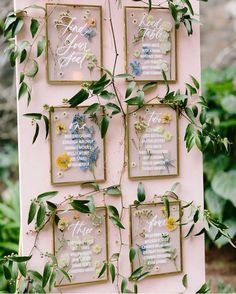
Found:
[0,0,236,292]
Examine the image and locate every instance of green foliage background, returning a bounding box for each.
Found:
[202,67,236,248]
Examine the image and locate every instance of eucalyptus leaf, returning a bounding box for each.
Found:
[49,270,57,292]
[9,255,32,262]
[129,247,136,263]
[108,205,119,218]
[101,115,109,138]
[68,88,89,108]
[37,36,47,57]
[37,191,58,201]
[125,81,136,98]
[36,203,46,228]
[42,262,52,287]
[109,263,116,283]
[137,182,145,202]
[70,200,90,213]
[98,262,107,278]
[30,19,39,38]
[110,216,125,229]
[182,273,188,288]
[26,59,39,78]
[32,122,39,144]
[106,186,121,196]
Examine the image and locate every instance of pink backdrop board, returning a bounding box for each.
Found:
[15,0,205,293]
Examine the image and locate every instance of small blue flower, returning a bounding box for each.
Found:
[142,45,152,59]
[69,113,100,172]
[83,27,96,41]
[130,60,142,76]
[137,244,146,255]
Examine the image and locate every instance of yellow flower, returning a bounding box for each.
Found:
[161,112,172,124]
[58,217,69,231]
[86,18,96,27]
[160,206,167,217]
[147,15,154,22]
[56,122,67,135]
[134,50,140,58]
[55,153,72,171]
[92,244,102,254]
[156,126,164,134]
[73,212,80,220]
[165,216,177,231]
[164,131,173,142]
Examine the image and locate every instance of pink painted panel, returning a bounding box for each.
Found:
[15,0,205,293]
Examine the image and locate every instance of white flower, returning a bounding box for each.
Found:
[83,235,94,246]
[58,72,64,78]
[158,30,170,43]
[159,42,171,54]
[160,21,173,32]
[57,171,63,178]
[58,254,70,268]
[92,244,102,254]
[62,111,68,118]
[131,162,137,168]
[160,62,169,72]
[53,115,59,121]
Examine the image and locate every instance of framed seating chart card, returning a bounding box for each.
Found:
[53,207,108,286]
[46,4,102,83]
[127,104,179,179]
[125,7,176,81]
[129,201,182,277]
[50,107,106,185]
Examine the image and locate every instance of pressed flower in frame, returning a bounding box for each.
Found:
[165,216,177,231]
[56,122,67,135]
[164,131,173,142]
[130,60,143,76]
[161,112,172,124]
[142,45,152,59]
[58,217,69,231]
[55,152,72,171]
[86,18,96,27]
[83,27,96,41]
[92,244,102,254]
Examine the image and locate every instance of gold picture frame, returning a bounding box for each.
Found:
[46,3,103,84]
[127,103,179,179]
[129,200,183,278]
[52,207,109,287]
[124,6,177,82]
[49,106,106,186]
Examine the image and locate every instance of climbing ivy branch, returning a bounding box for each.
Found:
[130,0,208,36]
[4,5,47,105]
